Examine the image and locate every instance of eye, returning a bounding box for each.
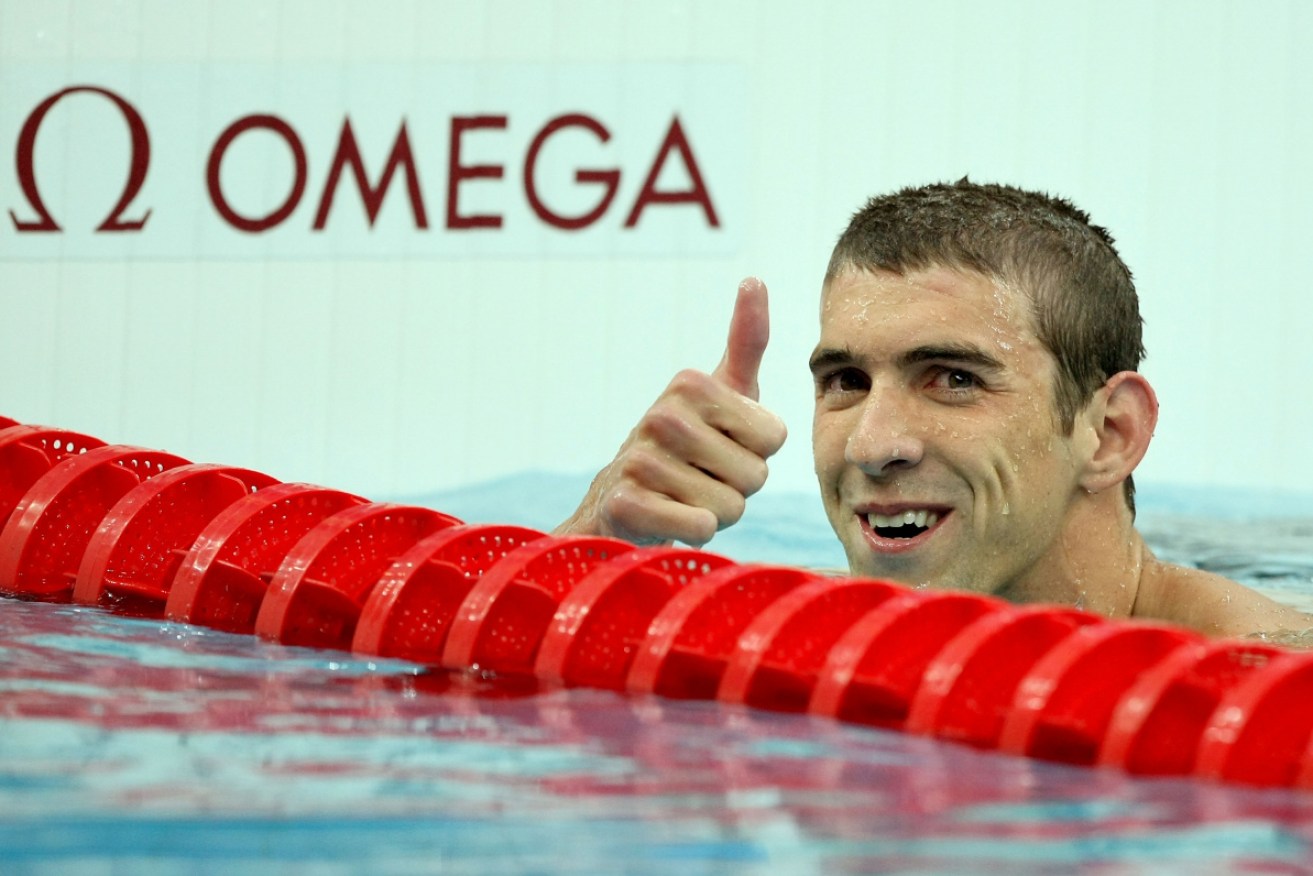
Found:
[944,369,978,389]
[930,368,983,394]
[820,367,870,396]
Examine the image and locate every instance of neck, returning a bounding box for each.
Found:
[1002,488,1144,618]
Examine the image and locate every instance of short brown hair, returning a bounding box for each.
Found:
[826,179,1145,511]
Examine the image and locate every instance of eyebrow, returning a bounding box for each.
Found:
[808,343,1006,375]
[808,346,856,375]
[899,343,1006,372]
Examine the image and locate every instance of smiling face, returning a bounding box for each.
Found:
[811,265,1096,599]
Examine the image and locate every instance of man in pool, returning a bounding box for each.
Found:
[555,179,1311,639]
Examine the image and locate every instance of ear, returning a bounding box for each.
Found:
[1078,371,1158,494]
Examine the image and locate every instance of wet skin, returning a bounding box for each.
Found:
[560,269,1313,637]
[811,265,1100,601]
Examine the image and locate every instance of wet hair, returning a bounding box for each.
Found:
[825,179,1145,512]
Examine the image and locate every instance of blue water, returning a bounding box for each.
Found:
[3,478,1313,874]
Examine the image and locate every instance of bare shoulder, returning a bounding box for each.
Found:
[1134,557,1313,641]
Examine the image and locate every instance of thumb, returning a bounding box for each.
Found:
[713,276,770,401]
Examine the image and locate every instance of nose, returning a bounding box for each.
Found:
[844,383,925,476]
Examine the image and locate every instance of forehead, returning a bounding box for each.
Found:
[818,265,1042,350]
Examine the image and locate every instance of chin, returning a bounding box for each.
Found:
[847,554,929,588]
[850,557,973,594]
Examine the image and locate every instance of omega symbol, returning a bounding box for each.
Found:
[10,85,152,232]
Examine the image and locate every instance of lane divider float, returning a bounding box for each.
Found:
[0,417,1308,788]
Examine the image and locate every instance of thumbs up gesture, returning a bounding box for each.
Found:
[556,277,789,546]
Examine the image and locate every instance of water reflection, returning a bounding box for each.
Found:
[4,599,1313,872]
[1140,514,1313,613]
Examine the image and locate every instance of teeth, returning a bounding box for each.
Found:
[867,510,940,530]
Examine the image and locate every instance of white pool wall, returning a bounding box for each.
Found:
[1,0,1310,511]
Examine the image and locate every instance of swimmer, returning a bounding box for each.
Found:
[557,180,1312,639]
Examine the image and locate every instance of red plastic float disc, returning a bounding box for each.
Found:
[625,565,821,700]
[807,591,1005,728]
[0,445,189,601]
[352,523,548,662]
[1195,650,1313,787]
[70,464,279,616]
[255,503,461,649]
[1098,639,1282,776]
[997,622,1202,765]
[0,426,106,530]
[165,483,366,633]
[717,577,906,712]
[440,535,634,675]
[534,547,735,690]
[904,606,1101,747]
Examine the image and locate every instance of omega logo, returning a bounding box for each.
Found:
[9,84,721,236]
[10,85,153,233]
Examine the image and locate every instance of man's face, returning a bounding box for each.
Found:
[811,265,1092,599]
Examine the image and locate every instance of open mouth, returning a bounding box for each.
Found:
[867,509,941,540]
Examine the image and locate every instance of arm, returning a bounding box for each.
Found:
[555,277,788,546]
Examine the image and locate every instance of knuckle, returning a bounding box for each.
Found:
[718,490,747,528]
[604,485,658,535]
[763,417,788,454]
[683,510,719,548]
[741,458,769,496]
[743,423,786,460]
[601,481,641,520]
[638,405,696,447]
[617,446,666,483]
[668,369,715,399]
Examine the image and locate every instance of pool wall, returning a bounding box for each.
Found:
[2,0,1313,508]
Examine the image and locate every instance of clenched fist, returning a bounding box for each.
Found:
[556,277,788,546]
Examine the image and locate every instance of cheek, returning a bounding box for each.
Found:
[972,395,1061,460]
[994,415,1078,487]
[811,414,851,480]
[935,424,1036,495]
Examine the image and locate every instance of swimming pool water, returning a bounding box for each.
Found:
[2,479,1313,874]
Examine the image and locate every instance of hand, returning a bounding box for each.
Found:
[556,277,788,546]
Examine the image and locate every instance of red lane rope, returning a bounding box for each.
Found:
[0,418,1307,788]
